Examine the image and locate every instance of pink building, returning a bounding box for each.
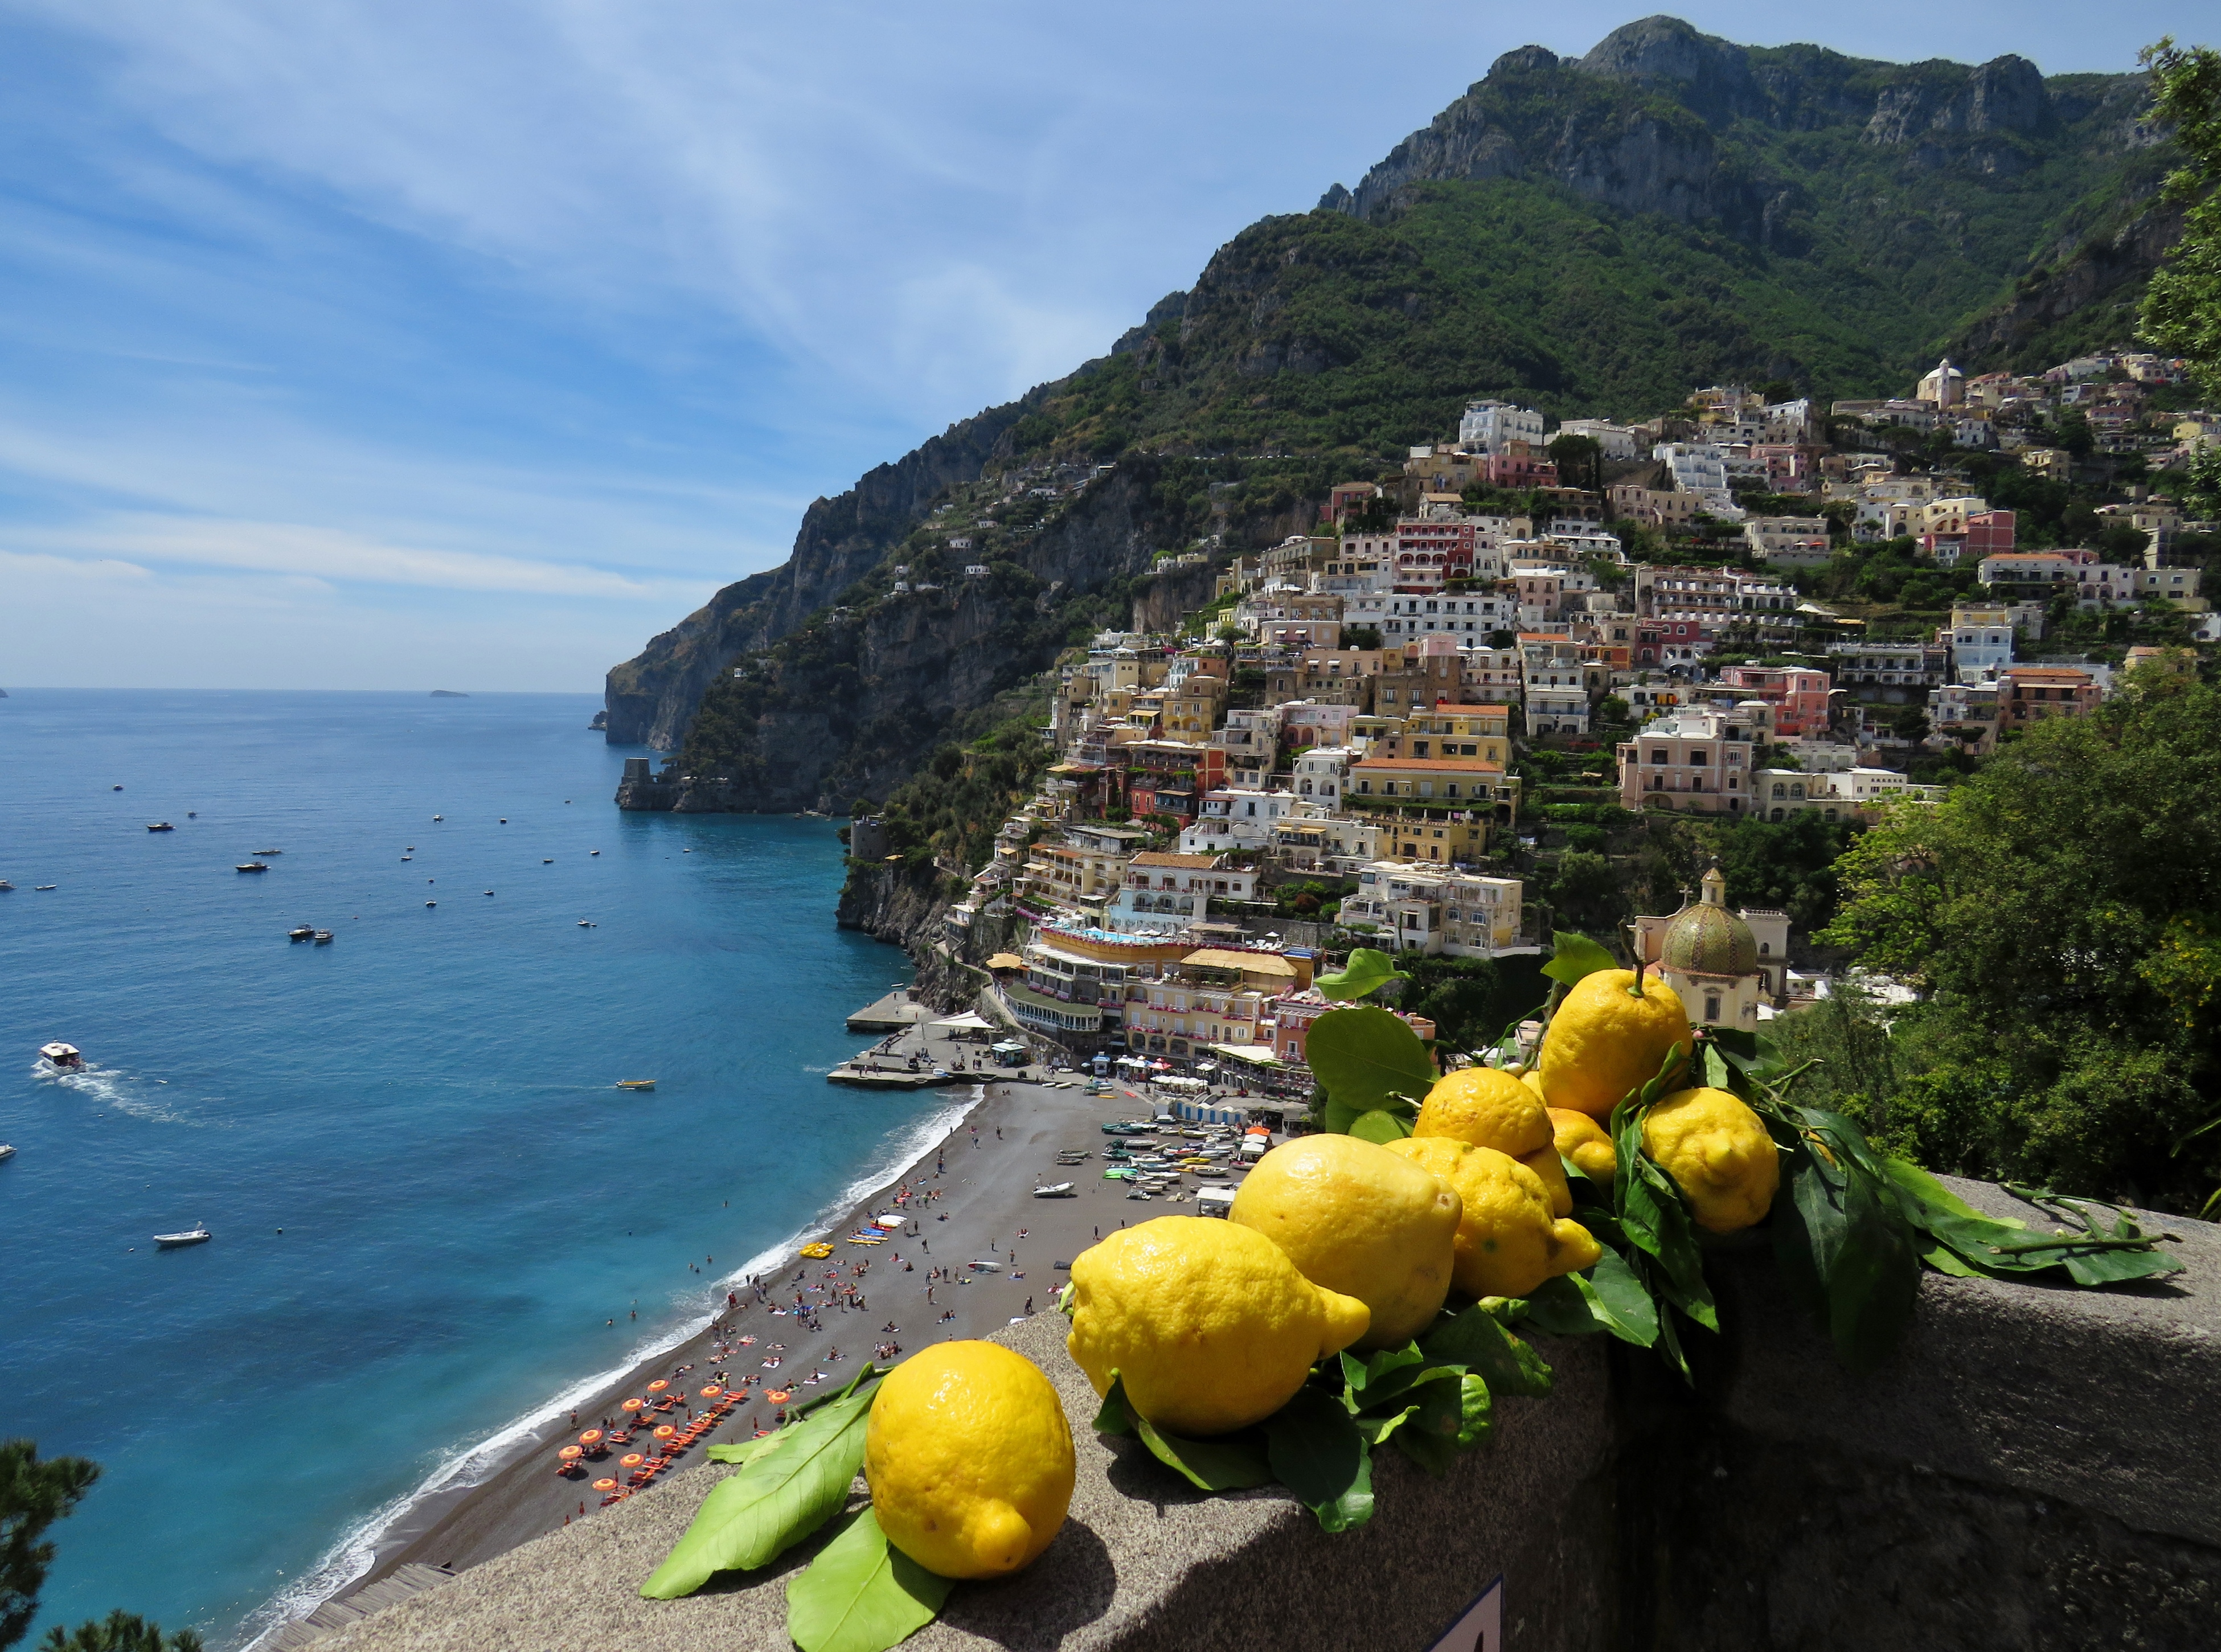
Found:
[1920,507,2015,566]
[1716,665,1834,737]
[1484,448,1559,490]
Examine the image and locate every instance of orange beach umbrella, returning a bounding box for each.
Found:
[646,1379,669,1392]
[621,1397,645,1412]
[652,1424,677,1440]
[558,1445,584,1461]
[619,1453,645,1468]
[578,1429,604,1445]
[698,1384,723,1398]
[765,1389,792,1404]
[592,1478,618,1492]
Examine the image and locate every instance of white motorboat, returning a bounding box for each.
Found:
[236,863,268,874]
[39,1042,83,1069]
[154,1226,211,1248]
[1031,1182,1076,1198]
[312,930,334,945]
[288,927,314,942]
[0,1144,15,1162]
[147,822,174,832]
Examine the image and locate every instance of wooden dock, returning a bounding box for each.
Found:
[846,990,927,1034]
[265,1564,460,1649]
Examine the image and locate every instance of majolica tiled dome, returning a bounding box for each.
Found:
[1662,869,1757,976]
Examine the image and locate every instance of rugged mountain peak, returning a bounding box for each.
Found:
[1571,14,1765,124]
[1865,52,2053,151]
[1489,44,1559,76]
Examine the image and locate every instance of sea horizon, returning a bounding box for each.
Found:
[0,688,953,1648]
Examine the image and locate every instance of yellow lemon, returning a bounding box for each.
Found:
[1384,1137,1601,1298]
[1231,1134,1461,1351]
[1518,1145,1573,1218]
[1066,1216,1368,1436]
[1642,1087,1780,1233]
[1415,1065,1552,1157]
[866,1342,1074,1579]
[1537,970,1691,1118]
[1549,1108,1618,1182]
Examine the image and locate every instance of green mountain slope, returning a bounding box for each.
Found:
[611,15,2185,802]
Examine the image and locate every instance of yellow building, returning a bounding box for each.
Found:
[1350,754,1519,823]
[1399,702,1511,764]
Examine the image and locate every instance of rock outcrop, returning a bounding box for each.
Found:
[603,395,1040,748]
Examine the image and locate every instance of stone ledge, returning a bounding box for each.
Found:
[308,1182,2220,1651]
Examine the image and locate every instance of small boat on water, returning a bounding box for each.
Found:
[313,930,333,945]
[147,822,174,833]
[288,927,314,942]
[236,863,268,874]
[432,814,443,821]
[39,1043,84,1069]
[543,858,554,864]
[154,1226,211,1248]
[35,884,57,891]
[0,1144,15,1163]
[1031,1183,1076,1198]
[253,848,282,855]
[0,881,13,891]
[616,1079,656,1091]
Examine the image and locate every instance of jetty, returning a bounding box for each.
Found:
[824,1064,958,1091]
[845,990,926,1034]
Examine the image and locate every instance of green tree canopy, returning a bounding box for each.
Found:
[1819,667,2221,1206]
[2140,36,2221,394]
[2,1442,97,1651]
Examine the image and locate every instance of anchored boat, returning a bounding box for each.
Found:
[154,1226,211,1248]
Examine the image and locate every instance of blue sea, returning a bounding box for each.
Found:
[0,690,958,1649]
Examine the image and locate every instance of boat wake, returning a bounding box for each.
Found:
[240,1083,985,1650]
[31,1059,192,1125]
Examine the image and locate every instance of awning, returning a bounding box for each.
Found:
[1182,949,1297,975]
[930,1011,995,1030]
[984,953,1025,970]
[1207,1043,1286,1068]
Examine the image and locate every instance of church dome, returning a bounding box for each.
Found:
[1662,868,1757,976]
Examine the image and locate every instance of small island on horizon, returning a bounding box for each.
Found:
[429,690,469,698]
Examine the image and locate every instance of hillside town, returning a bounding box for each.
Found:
[873,347,2218,1095]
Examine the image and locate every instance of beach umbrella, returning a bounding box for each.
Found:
[619,1453,645,1469]
[592,1478,618,1492]
[559,1445,584,1461]
[578,1429,604,1446]
[621,1397,645,1413]
[699,1384,723,1398]
[646,1379,669,1393]
[765,1389,793,1404]
[653,1424,677,1440]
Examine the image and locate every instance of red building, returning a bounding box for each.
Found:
[1716,665,1834,737]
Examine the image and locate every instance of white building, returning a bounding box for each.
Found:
[1553,419,1638,460]
[1458,399,1544,454]
[1101,852,1258,934]
[1179,788,1305,855]
[1290,746,1355,809]
[1382,592,1518,642]
[1943,610,2014,680]
[1339,862,1526,957]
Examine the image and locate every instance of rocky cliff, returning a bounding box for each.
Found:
[604,396,1039,748]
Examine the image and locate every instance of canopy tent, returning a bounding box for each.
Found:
[1154,1075,1208,1092]
[929,1011,996,1031]
[1207,1043,1286,1069]
[990,1040,1027,1055]
[1115,1056,1150,1069]
[984,953,1025,970]
[1180,949,1297,977]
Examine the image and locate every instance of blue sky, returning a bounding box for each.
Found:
[0,2,2206,691]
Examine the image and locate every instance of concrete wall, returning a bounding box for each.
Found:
[311,1181,2219,1652]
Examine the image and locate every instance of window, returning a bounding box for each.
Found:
[1704,994,1722,1022]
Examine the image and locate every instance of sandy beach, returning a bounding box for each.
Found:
[343,1010,1275,1601]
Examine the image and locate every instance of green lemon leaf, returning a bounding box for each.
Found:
[1392,1372,1493,1473]
[1349,1107,1413,1144]
[1133,1412,1275,1491]
[2059,1244,2187,1285]
[1517,1274,1603,1337]
[1354,1403,1420,1447]
[1580,1249,1662,1347]
[1541,931,1617,988]
[1092,1372,1138,1437]
[641,1385,878,1597]
[1314,947,1409,1002]
[1304,1006,1437,1112]
[1420,1304,1553,1399]
[1824,1170,1922,1374]
[1701,1043,1733,1092]
[706,1433,790,1466]
[1340,1344,1426,1411]
[785,1508,952,1652]
[1264,1388,1375,1532]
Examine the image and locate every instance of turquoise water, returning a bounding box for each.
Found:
[0,690,951,1648]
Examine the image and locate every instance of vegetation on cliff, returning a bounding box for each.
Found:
[1797,667,2221,1209]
